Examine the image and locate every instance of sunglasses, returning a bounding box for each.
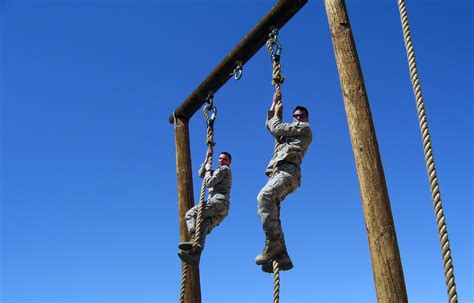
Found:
[293,114,307,119]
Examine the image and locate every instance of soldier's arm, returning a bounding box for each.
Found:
[266,91,282,132]
[198,147,213,178]
[267,116,310,137]
[198,163,206,178]
[204,166,229,188]
[266,110,275,132]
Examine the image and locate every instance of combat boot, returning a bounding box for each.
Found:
[178,251,201,267]
[178,235,194,251]
[178,241,193,251]
[178,226,207,252]
[261,250,293,273]
[255,240,284,265]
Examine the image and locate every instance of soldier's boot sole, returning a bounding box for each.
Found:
[178,241,193,251]
[178,240,203,253]
[261,254,294,273]
[255,241,284,265]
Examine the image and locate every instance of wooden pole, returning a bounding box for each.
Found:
[169,0,308,123]
[324,1,408,302]
[173,116,201,303]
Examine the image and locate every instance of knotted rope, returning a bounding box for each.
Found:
[266,28,285,179]
[397,1,457,302]
[266,28,285,96]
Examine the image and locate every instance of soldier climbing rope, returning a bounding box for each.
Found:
[265,28,285,303]
[178,94,217,303]
[171,2,459,302]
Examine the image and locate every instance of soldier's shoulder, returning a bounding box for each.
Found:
[221,165,231,172]
[295,121,311,132]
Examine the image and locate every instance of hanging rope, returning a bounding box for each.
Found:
[266,28,285,95]
[179,262,188,303]
[273,260,280,303]
[266,28,285,180]
[397,1,457,302]
[266,28,284,303]
[178,95,217,303]
[191,94,217,254]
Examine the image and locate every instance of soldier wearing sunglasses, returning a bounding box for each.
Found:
[256,90,313,273]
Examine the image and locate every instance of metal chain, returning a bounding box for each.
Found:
[397,1,457,302]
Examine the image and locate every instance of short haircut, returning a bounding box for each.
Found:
[293,106,309,117]
[220,152,232,162]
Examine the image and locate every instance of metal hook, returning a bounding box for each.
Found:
[269,28,279,41]
[204,92,217,125]
[230,61,243,80]
[268,28,282,62]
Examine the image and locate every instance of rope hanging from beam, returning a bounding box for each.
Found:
[179,262,188,303]
[179,95,217,303]
[266,28,285,303]
[397,1,457,302]
[191,94,217,255]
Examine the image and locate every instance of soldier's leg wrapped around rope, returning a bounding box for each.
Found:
[256,162,300,265]
[178,196,229,266]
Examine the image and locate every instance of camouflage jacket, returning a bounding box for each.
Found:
[198,164,232,200]
[265,110,313,176]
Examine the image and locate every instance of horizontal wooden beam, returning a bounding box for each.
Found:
[169,0,308,123]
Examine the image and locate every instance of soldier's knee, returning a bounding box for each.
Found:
[257,189,272,205]
[185,209,194,221]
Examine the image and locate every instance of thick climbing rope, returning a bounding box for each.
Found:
[273,261,280,303]
[192,95,217,254]
[266,28,285,97]
[397,1,457,302]
[179,262,188,303]
[178,95,217,303]
[266,28,284,303]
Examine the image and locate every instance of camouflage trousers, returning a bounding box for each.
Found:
[185,195,229,248]
[257,163,300,243]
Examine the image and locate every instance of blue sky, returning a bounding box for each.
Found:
[1,1,472,302]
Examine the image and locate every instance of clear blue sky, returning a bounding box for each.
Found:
[2,1,472,302]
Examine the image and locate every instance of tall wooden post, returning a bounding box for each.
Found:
[173,116,201,303]
[324,1,408,302]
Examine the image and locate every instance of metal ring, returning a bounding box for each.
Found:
[230,61,243,80]
[206,104,217,124]
[269,28,279,41]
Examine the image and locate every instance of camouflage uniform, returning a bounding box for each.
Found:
[258,110,312,247]
[185,163,232,249]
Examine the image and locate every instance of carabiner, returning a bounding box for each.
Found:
[203,93,217,125]
[268,28,282,62]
